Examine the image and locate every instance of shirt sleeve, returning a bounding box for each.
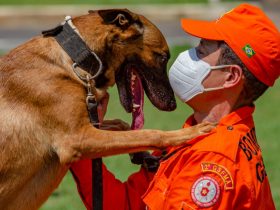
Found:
[70,158,155,210]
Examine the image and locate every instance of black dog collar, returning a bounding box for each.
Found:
[42,16,103,80]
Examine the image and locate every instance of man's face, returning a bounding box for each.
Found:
[186,39,228,106]
[195,39,225,89]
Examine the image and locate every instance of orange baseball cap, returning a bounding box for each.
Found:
[181,3,280,86]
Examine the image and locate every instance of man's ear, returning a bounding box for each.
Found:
[96,9,135,29]
[224,65,243,88]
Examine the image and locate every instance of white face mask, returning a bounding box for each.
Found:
[168,47,232,102]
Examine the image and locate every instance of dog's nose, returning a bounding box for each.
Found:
[157,96,177,111]
[166,99,177,111]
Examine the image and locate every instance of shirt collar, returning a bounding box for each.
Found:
[183,106,255,128]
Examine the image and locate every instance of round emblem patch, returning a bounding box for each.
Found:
[191,176,220,207]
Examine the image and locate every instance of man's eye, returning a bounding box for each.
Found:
[196,49,204,56]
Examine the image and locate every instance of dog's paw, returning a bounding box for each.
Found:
[178,122,216,142]
[195,121,217,134]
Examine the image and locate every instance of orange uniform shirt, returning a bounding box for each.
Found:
[71,106,275,210]
[143,106,275,210]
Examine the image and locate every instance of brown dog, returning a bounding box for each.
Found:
[0,9,213,209]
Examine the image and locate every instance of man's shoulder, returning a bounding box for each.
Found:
[190,124,252,162]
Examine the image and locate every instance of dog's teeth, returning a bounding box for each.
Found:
[133,103,140,108]
[131,74,136,81]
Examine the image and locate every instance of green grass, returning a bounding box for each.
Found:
[254,83,280,209]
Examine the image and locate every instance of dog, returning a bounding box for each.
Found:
[0,9,214,209]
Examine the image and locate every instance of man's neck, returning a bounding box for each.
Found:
[193,101,232,124]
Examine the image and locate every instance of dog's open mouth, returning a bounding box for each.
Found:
[115,64,145,130]
[130,68,144,130]
[115,62,176,130]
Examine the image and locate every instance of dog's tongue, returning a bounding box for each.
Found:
[130,69,144,130]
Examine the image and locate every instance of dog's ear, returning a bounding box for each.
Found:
[97,9,135,29]
[93,9,144,47]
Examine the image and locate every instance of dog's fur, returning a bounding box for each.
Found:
[0,9,213,209]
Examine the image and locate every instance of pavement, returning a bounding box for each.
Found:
[0,2,279,51]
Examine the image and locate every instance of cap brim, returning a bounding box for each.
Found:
[181,19,224,41]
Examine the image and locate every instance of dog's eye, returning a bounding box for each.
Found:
[154,52,168,64]
[160,55,168,63]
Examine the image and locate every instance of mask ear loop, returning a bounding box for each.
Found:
[210,64,233,70]
[204,86,225,92]
[203,65,233,92]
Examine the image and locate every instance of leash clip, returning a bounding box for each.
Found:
[85,75,97,106]
[85,75,101,127]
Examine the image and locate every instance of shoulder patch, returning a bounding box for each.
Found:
[201,162,234,190]
[191,176,220,208]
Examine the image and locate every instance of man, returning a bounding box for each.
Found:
[71,3,279,209]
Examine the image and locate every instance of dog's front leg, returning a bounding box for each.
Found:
[54,122,214,165]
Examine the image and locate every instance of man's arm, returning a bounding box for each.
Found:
[70,159,155,210]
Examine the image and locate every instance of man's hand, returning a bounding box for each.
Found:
[100,119,131,131]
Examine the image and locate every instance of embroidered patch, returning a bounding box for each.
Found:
[191,176,220,208]
[201,162,234,190]
[242,44,255,58]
